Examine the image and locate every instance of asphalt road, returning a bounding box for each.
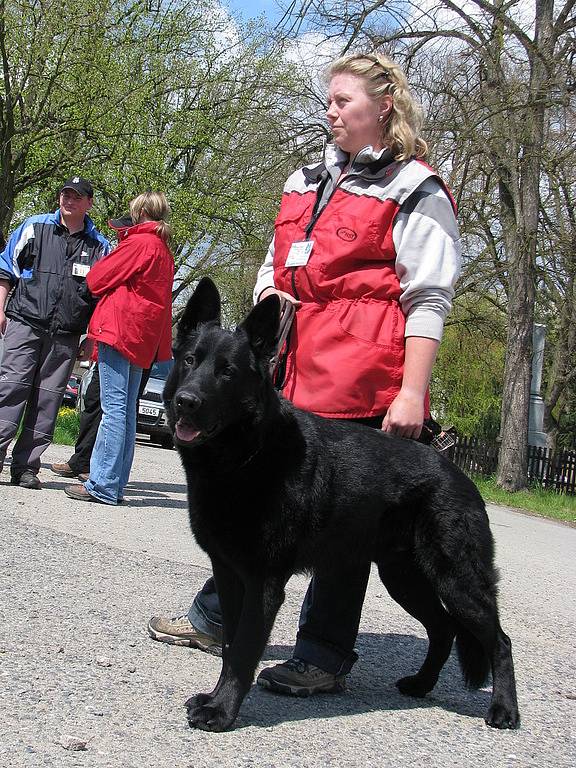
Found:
[1,440,575,768]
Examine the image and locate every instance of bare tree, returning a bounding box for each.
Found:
[539,105,576,449]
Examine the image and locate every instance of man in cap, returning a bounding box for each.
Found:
[0,176,110,488]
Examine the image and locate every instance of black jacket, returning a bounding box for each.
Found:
[0,210,110,334]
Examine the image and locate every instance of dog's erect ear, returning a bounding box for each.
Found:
[177,277,221,341]
[239,294,281,358]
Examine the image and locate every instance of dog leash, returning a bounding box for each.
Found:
[269,298,296,386]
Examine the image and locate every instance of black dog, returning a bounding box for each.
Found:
[164,277,520,733]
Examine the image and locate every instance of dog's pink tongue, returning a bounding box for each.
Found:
[175,422,201,442]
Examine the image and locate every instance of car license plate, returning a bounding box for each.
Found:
[139,405,160,417]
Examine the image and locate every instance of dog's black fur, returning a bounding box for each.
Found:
[164,277,520,733]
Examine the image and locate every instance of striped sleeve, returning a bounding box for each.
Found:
[393,177,461,340]
[253,237,276,304]
[0,219,37,284]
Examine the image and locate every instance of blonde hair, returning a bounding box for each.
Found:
[129,191,172,243]
[328,53,428,161]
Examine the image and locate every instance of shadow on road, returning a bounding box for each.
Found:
[232,632,491,730]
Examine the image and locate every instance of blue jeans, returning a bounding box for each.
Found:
[85,344,142,505]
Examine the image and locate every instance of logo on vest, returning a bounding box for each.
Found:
[336,227,357,242]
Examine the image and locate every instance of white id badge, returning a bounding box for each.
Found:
[72,263,90,278]
[285,240,314,267]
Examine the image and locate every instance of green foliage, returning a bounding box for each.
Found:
[556,389,576,450]
[53,407,80,446]
[1,0,316,321]
[431,298,506,438]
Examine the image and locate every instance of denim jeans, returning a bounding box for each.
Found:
[85,344,142,505]
[188,577,223,643]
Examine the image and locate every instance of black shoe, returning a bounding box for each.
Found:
[256,658,346,697]
[11,470,42,490]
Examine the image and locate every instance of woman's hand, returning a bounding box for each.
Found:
[381,389,424,439]
[258,287,301,308]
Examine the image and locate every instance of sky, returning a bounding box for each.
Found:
[226,0,285,23]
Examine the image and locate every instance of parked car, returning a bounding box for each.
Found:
[77,364,95,414]
[62,376,80,408]
[78,360,174,448]
[137,360,174,448]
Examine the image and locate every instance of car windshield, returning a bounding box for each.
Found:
[148,360,174,380]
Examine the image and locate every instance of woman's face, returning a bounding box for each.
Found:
[327,73,390,158]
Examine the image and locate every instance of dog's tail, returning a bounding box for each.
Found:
[455,625,491,689]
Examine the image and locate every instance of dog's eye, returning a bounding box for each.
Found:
[218,364,235,378]
[184,354,196,368]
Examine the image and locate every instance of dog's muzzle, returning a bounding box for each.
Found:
[173,391,216,444]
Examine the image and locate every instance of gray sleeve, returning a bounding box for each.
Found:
[392,177,461,340]
[253,237,276,305]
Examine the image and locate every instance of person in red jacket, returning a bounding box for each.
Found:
[64,192,174,505]
[149,53,461,696]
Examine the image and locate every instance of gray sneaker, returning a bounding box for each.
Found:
[256,658,346,697]
[147,614,222,656]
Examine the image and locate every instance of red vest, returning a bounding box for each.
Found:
[273,158,440,418]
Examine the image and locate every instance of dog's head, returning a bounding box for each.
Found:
[164,277,281,447]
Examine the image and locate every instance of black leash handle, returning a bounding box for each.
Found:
[269,298,296,384]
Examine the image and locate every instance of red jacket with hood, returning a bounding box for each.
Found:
[86,220,174,368]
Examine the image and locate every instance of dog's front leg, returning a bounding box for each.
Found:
[184,557,243,725]
[186,563,287,732]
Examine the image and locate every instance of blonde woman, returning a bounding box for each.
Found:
[150,54,461,696]
[65,192,174,505]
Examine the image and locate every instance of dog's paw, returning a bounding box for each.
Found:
[185,692,214,711]
[395,674,432,698]
[485,700,520,729]
[185,695,235,732]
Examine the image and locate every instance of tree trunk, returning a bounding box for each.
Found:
[496,236,535,489]
[495,0,555,490]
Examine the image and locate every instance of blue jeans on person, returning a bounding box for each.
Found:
[85,343,142,505]
[189,415,383,675]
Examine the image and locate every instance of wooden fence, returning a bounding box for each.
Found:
[445,436,576,496]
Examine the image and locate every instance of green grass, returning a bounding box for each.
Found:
[473,475,576,524]
[53,407,80,446]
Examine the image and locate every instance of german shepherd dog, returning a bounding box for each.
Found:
[164,277,520,733]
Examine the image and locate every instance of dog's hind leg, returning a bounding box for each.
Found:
[448,606,519,728]
[485,626,519,729]
[434,574,520,729]
[377,559,456,697]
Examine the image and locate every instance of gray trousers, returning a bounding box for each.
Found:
[0,319,80,476]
